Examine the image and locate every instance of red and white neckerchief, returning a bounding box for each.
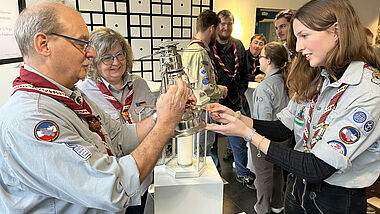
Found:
[212,42,239,79]
[302,84,348,152]
[96,79,135,124]
[187,37,218,79]
[13,67,114,156]
[251,54,258,74]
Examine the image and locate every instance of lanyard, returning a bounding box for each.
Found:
[13,67,114,156]
[212,42,239,79]
[302,84,348,152]
[96,79,134,124]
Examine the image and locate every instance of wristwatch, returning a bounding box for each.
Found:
[243,128,256,142]
[152,112,158,123]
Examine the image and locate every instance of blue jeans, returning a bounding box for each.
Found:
[285,173,366,214]
[242,95,251,118]
[228,135,250,177]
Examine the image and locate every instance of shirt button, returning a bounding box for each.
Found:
[312,126,316,129]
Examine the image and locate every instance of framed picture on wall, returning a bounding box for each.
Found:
[0,0,26,65]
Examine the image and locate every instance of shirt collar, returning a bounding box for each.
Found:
[263,68,280,80]
[99,75,132,92]
[24,64,76,97]
[323,61,363,87]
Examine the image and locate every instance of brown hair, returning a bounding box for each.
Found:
[274,9,295,23]
[196,10,220,33]
[286,0,380,103]
[217,9,234,23]
[250,34,267,44]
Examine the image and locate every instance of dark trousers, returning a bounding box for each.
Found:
[285,173,366,214]
[125,190,148,214]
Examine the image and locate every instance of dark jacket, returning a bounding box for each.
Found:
[246,49,265,82]
[210,38,249,111]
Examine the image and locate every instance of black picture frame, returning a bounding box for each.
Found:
[0,0,26,65]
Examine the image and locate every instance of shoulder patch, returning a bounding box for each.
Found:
[34,120,59,142]
[136,101,147,107]
[349,108,376,136]
[371,72,380,85]
[327,140,347,156]
[201,61,209,66]
[339,126,360,144]
[294,106,306,126]
[202,78,210,85]
[65,143,92,160]
[199,67,207,76]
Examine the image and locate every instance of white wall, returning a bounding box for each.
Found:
[0,63,22,107]
[214,0,380,47]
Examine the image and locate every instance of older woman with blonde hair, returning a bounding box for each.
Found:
[78,27,156,214]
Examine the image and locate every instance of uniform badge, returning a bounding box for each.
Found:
[339,126,360,144]
[349,108,376,136]
[65,143,92,160]
[34,120,59,142]
[201,61,209,66]
[202,78,210,85]
[199,67,207,77]
[136,101,147,107]
[327,141,347,156]
[371,72,380,85]
[295,106,305,126]
[258,97,264,102]
[367,141,380,152]
[352,111,367,123]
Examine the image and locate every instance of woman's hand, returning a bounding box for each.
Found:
[205,112,251,138]
[206,103,236,123]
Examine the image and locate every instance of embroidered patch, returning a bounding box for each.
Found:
[201,61,209,66]
[136,101,147,107]
[199,67,207,76]
[327,140,347,156]
[371,72,380,85]
[202,78,209,85]
[352,111,367,123]
[294,106,305,126]
[65,143,92,160]
[367,141,380,152]
[34,120,59,142]
[349,108,376,136]
[258,97,264,102]
[339,126,360,144]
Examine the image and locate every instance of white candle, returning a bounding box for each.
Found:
[177,135,193,166]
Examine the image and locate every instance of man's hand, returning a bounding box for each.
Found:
[155,79,188,131]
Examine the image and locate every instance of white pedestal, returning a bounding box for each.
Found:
[154,157,223,214]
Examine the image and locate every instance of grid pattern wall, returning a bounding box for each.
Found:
[76,0,213,81]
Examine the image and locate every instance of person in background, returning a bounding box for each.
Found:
[247,34,267,83]
[242,34,267,119]
[249,42,290,214]
[274,9,295,60]
[0,1,191,213]
[210,9,252,189]
[206,0,380,213]
[182,9,228,173]
[78,27,157,214]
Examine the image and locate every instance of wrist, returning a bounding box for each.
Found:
[243,127,256,142]
[152,112,158,124]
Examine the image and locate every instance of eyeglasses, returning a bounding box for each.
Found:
[100,50,127,65]
[259,55,267,59]
[50,33,91,53]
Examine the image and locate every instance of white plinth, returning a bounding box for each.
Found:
[154,157,223,214]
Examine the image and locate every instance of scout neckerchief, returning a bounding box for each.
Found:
[302,83,348,152]
[96,79,134,124]
[187,37,218,80]
[13,67,114,156]
[251,54,259,75]
[212,41,239,79]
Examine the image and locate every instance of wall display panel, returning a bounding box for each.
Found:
[76,0,213,81]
